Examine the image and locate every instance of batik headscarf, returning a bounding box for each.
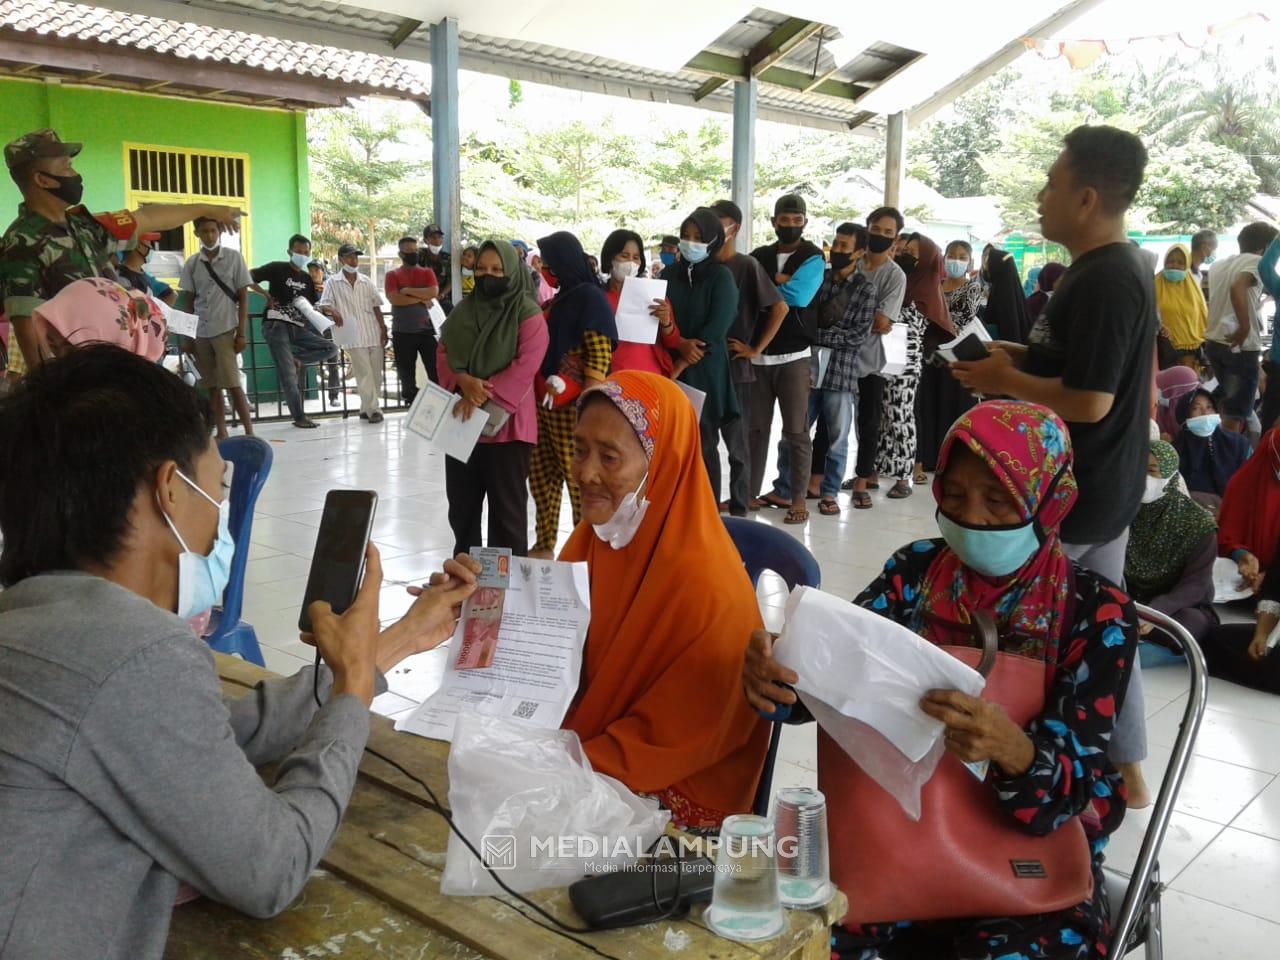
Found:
[916,400,1078,687]
[1125,441,1217,602]
[33,277,167,361]
[560,371,768,826]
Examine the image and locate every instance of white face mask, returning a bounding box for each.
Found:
[611,260,640,281]
[1141,474,1170,504]
[427,243,443,255]
[591,473,649,550]
[341,263,358,274]
[200,242,219,253]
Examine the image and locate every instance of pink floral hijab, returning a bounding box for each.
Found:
[33,277,167,361]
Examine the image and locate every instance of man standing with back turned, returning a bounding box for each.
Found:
[952,125,1158,807]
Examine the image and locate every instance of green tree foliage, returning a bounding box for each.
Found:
[309,108,430,259]
[910,73,1016,198]
[510,120,638,225]
[980,113,1083,229]
[647,119,731,205]
[1137,140,1260,231]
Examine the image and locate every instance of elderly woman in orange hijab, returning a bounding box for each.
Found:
[559,370,770,828]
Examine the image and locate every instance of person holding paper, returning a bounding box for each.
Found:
[1217,427,1280,597]
[560,371,768,828]
[436,239,548,556]
[1202,550,1280,694]
[529,231,617,558]
[744,401,1138,959]
[662,208,741,506]
[875,233,952,500]
[599,229,682,376]
[318,243,387,424]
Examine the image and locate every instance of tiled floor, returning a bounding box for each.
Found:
[240,412,1279,958]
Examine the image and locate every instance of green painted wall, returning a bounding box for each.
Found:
[0,76,307,264]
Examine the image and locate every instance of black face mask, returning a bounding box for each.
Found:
[42,172,84,206]
[776,225,803,245]
[475,274,509,299]
[895,253,919,275]
[867,233,894,254]
[400,252,417,266]
[829,252,853,274]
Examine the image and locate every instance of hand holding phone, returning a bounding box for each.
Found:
[299,490,379,633]
[302,542,383,706]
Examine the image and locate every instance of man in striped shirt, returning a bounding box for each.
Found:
[318,243,388,423]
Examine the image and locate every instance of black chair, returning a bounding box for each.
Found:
[1108,603,1209,959]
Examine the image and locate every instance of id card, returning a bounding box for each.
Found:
[474,547,512,589]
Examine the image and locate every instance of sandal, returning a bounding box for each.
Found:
[819,498,840,516]
[852,491,873,509]
[841,478,856,491]
[757,492,791,510]
[887,481,913,499]
[784,507,809,525]
[914,468,928,485]
[866,481,880,490]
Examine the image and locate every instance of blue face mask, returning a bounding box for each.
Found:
[290,252,310,270]
[159,469,235,619]
[1185,414,1220,438]
[936,512,1041,578]
[678,240,709,264]
[1162,268,1187,284]
[944,258,969,279]
[659,251,676,267]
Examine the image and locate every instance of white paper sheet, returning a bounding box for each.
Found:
[675,381,706,420]
[156,300,199,338]
[880,323,909,377]
[428,299,448,335]
[773,586,985,763]
[331,316,361,348]
[813,347,832,389]
[614,277,666,344]
[1213,557,1254,603]
[933,319,992,363]
[404,380,486,462]
[397,559,591,741]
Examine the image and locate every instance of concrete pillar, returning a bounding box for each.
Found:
[430,17,461,300]
[731,77,757,253]
[884,111,907,209]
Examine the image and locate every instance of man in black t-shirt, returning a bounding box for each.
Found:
[250,234,339,429]
[952,125,1157,807]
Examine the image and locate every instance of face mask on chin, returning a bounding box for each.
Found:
[158,470,235,619]
[592,473,650,550]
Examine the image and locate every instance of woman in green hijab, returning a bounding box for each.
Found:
[1124,440,1218,645]
[437,239,549,555]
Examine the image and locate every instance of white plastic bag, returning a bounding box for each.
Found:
[772,587,985,819]
[441,713,671,896]
[292,295,333,335]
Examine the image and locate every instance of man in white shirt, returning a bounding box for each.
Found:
[319,243,388,424]
[1204,222,1278,435]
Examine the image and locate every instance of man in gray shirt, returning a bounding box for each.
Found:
[179,216,254,439]
[0,345,476,960]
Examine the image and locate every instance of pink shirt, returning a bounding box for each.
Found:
[437,312,548,446]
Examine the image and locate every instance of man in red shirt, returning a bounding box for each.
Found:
[384,235,440,403]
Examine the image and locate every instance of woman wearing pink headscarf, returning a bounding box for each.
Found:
[1154,365,1200,440]
[31,277,167,362]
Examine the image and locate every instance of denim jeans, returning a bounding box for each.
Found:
[774,388,856,500]
[1203,340,1261,423]
[262,320,340,422]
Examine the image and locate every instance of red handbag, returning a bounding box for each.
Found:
[820,613,1095,924]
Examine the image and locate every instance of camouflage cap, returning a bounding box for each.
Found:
[4,129,82,170]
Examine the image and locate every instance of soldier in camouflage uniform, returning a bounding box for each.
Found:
[1,129,240,376]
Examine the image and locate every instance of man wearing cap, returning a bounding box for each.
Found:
[657,235,680,273]
[179,217,254,439]
[419,224,453,313]
[319,244,387,424]
[116,233,176,307]
[1,128,240,375]
[748,194,824,525]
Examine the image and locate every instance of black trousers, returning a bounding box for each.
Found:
[445,441,532,556]
[1262,359,1280,435]
[1203,622,1280,694]
[854,374,885,479]
[392,330,438,404]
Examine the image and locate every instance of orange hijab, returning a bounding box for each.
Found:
[561,371,769,827]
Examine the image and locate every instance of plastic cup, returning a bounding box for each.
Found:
[704,814,786,942]
[774,786,832,908]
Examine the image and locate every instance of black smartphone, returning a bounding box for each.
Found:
[298,490,378,633]
[951,334,990,362]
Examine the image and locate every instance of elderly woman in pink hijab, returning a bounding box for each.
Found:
[30,277,168,363]
[1155,365,1201,440]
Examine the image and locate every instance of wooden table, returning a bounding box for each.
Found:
[165,655,847,960]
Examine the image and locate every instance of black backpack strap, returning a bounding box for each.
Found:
[202,258,240,306]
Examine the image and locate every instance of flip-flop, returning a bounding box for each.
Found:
[852,491,873,509]
[757,493,791,510]
[819,498,840,516]
[887,481,913,499]
[784,507,809,525]
[841,478,856,491]
[914,469,928,485]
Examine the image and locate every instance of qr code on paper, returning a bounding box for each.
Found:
[512,700,538,720]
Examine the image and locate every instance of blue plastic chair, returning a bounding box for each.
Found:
[721,517,821,816]
[204,436,273,665]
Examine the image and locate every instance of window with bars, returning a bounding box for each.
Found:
[126,146,247,200]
